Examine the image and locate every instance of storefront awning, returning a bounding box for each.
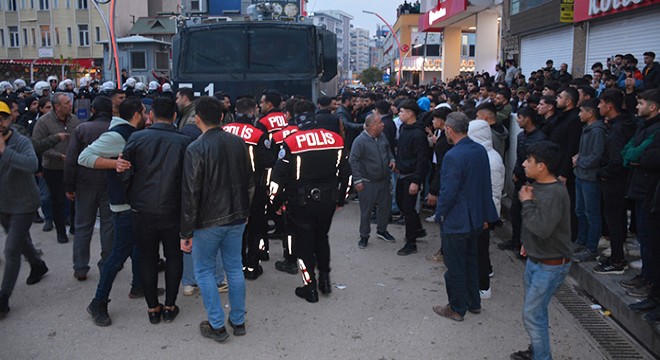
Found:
[418,0,468,32]
[0,58,100,68]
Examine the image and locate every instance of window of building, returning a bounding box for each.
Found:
[66,27,72,45]
[155,51,169,71]
[30,0,34,8]
[0,29,4,47]
[511,0,549,15]
[95,26,100,42]
[130,51,147,70]
[9,26,19,47]
[40,25,51,47]
[8,0,17,11]
[461,33,476,57]
[55,27,60,45]
[21,0,25,9]
[78,24,89,46]
[31,27,36,46]
[190,0,201,11]
[39,0,48,10]
[66,0,69,7]
[23,27,28,45]
[76,0,87,9]
[53,0,57,8]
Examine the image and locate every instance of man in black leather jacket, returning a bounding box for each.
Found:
[118,96,192,324]
[180,96,254,341]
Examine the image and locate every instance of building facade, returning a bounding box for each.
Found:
[350,26,370,77]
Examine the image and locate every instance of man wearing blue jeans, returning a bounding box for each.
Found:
[512,141,573,360]
[182,252,226,296]
[180,96,254,342]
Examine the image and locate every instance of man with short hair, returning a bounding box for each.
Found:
[642,51,659,91]
[350,112,396,249]
[494,89,513,126]
[118,96,191,324]
[175,88,196,131]
[315,96,341,134]
[80,97,147,327]
[64,96,114,281]
[0,100,49,319]
[32,92,81,245]
[180,96,254,342]
[432,112,499,322]
[557,63,573,84]
[110,89,126,117]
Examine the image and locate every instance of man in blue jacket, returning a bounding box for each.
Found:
[433,112,499,322]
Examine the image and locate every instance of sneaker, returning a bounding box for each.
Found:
[629,259,642,269]
[358,236,368,249]
[73,271,87,281]
[479,287,492,299]
[416,228,427,239]
[87,299,112,326]
[627,245,641,257]
[26,261,48,285]
[244,265,263,280]
[426,250,443,262]
[58,234,69,244]
[228,319,246,336]
[510,348,533,360]
[627,284,652,298]
[391,217,406,226]
[592,259,627,275]
[628,298,658,312]
[489,270,494,278]
[643,309,660,324]
[397,243,417,256]
[625,238,640,251]
[620,275,647,289]
[573,249,597,263]
[217,283,229,293]
[432,304,463,322]
[597,237,610,249]
[183,285,198,296]
[275,260,298,274]
[376,231,396,243]
[600,247,612,257]
[200,321,229,342]
[162,305,180,323]
[425,215,436,223]
[42,220,53,232]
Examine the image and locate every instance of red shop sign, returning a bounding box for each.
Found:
[574,0,660,22]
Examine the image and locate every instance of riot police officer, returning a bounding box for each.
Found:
[270,99,349,303]
[222,97,276,280]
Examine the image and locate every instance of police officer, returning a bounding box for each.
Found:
[222,97,275,280]
[270,99,349,303]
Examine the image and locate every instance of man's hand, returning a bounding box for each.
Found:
[512,174,519,182]
[409,182,419,195]
[355,183,364,192]
[519,185,534,202]
[572,154,578,167]
[427,194,437,206]
[66,192,75,201]
[389,161,396,172]
[180,238,193,253]
[60,154,67,161]
[115,154,132,173]
[56,132,69,141]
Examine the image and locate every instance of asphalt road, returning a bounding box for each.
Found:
[0,203,608,360]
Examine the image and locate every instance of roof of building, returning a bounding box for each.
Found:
[98,35,171,46]
[128,18,177,36]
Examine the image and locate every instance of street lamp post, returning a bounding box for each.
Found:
[362,10,402,86]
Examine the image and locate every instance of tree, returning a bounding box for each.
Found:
[361,66,383,85]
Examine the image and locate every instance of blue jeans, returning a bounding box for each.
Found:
[575,178,601,252]
[441,228,481,316]
[523,259,571,360]
[193,223,246,329]
[390,172,400,213]
[37,176,52,221]
[94,210,141,301]
[635,201,651,280]
[182,252,225,286]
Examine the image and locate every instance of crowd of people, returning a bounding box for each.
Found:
[0,49,659,358]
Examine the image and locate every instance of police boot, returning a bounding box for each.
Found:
[318,272,332,295]
[275,254,298,275]
[295,283,319,303]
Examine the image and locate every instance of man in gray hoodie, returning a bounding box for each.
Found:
[572,99,607,262]
[350,112,396,249]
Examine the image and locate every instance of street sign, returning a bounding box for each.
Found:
[401,44,410,53]
[383,73,391,83]
[560,0,574,23]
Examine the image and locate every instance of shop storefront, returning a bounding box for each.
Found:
[575,0,660,70]
[520,26,574,74]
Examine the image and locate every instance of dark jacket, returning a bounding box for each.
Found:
[120,122,192,215]
[396,121,429,185]
[64,112,112,192]
[626,115,660,201]
[514,127,547,183]
[0,130,40,214]
[336,105,363,149]
[349,130,394,185]
[315,109,341,135]
[180,127,255,238]
[574,120,607,182]
[10,122,62,157]
[642,61,660,91]
[435,137,499,233]
[32,111,81,170]
[428,130,452,196]
[598,112,639,181]
[639,131,660,213]
[381,114,397,156]
[547,107,582,179]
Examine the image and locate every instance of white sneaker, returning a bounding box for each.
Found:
[183,285,198,296]
[479,287,492,299]
[601,247,611,257]
[625,239,640,250]
[217,282,228,293]
[488,271,494,278]
[597,237,610,249]
[425,215,436,223]
[629,259,643,269]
